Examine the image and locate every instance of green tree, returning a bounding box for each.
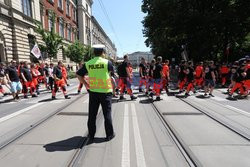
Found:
[35,11,63,62]
[65,41,85,64]
[83,45,94,62]
[142,0,250,62]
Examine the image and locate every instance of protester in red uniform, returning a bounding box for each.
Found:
[21,61,37,98]
[117,55,137,100]
[228,64,247,99]
[185,61,195,96]
[150,56,163,101]
[220,62,229,87]
[195,61,204,90]
[162,59,170,93]
[30,63,41,95]
[62,64,69,86]
[52,61,70,99]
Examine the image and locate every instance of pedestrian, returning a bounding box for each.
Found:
[195,61,204,90]
[117,55,137,100]
[185,61,195,96]
[5,60,22,101]
[220,62,229,88]
[20,61,37,98]
[150,56,163,101]
[145,60,155,95]
[178,60,187,93]
[228,63,247,99]
[76,44,115,141]
[31,63,41,95]
[48,63,54,91]
[162,59,170,93]
[138,57,148,93]
[52,61,70,99]
[204,61,216,97]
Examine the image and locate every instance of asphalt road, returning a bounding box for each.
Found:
[0,75,249,167]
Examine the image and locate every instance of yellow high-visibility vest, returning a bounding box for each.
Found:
[86,57,112,93]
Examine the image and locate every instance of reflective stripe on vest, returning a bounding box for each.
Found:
[86,57,112,93]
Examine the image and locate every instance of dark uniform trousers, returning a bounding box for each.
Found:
[88,91,114,137]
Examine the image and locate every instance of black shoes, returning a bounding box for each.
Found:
[52,96,56,100]
[32,94,38,98]
[139,88,143,93]
[156,97,161,101]
[65,95,71,99]
[130,95,137,100]
[120,96,125,100]
[106,133,116,141]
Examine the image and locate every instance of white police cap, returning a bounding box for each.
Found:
[92,44,105,49]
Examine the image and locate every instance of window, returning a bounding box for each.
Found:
[58,0,63,10]
[22,0,32,17]
[48,0,54,3]
[48,14,54,32]
[86,4,89,13]
[73,7,76,21]
[67,25,71,41]
[59,19,64,37]
[66,0,70,16]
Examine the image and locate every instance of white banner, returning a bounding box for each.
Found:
[31,44,41,59]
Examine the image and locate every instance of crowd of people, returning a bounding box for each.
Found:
[1,56,250,102]
[113,56,250,101]
[0,60,71,101]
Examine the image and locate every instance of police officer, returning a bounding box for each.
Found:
[76,44,115,141]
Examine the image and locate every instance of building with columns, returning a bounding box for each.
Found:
[0,0,117,64]
[0,0,41,63]
[91,16,117,60]
[77,0,92,45]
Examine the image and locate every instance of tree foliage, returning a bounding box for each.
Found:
[142,0,250,62]
[35,11,63,62]
[65,41,85,64]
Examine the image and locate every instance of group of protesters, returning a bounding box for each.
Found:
[0,60,71,101]
[111,55,250,101]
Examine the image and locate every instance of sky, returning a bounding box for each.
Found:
[92,0,150,57]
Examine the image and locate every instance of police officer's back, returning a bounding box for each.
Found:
[76,44,115,141]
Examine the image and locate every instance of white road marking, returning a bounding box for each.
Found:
[212,96,227,102]
[121,104,130,167]
[0,103,44,123]
[226,105,250,117]
[131,103,147,167]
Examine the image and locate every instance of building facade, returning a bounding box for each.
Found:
[0,0,117,64]
[128,51,154,67]
[77,0,92,45]
[91,16,117,60]
[0,0,41,63]
[40,0,78,63]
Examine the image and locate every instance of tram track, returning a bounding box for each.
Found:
[149,100,199,167]
[149,93,250,167]
[180,98,250,141]
[0,93,87,150]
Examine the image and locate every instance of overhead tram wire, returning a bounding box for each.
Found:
[97,0,124,54]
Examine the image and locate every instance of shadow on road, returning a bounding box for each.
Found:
[44,136,108,152]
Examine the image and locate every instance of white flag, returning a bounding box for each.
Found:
[31,44,41,59]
